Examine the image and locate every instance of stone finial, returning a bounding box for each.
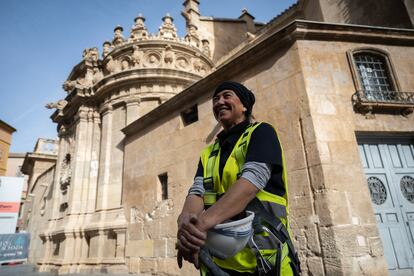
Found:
[185,23,199,47]
[131,14,148,40]
[158,13,177,40]
[201,39,211,57]
[102,41,112,58]
[112,25,125,46]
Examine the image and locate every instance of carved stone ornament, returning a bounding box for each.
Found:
[46,100,68,116]
[201,39,211,57]
[144,52,161,67]
[59,153,71,193]
[176,56,189,70]
[132,45,141,67]
[83,47,99,67]
[164,45,174,66]
[106,56,121,74]
[131,14,148,40]
[92,68,104,84]
[112,25,125,46]
[102,41,112,58]
[62,76,93,92]
[121,58,131,70]
[193,58,202,73]
[158,13,177,40]
[185,24,200,47]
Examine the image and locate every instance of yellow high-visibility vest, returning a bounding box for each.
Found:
[200,122,294,275]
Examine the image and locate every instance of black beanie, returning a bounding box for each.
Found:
[214,81,255,117]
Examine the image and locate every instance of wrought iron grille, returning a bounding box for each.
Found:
[401,176,414,204]
[354,53,392,93]
[367,176,387,205]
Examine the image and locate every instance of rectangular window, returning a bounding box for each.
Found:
[181,105,198,126]
[158,173,168,200]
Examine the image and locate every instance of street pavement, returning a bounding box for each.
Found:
[0,264,54,276]
[0,264,140,276]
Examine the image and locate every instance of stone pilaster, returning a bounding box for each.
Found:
[125,96,141,125]
[50,125,71,219]
[96,104,113,210]
[114,229,126,259]
[87,111,101,212]
[68,106,89,214]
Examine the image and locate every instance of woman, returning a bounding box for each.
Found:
[176,81,299,276]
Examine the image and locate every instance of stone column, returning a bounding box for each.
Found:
[79,110,94,213]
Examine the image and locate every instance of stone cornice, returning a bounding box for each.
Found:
[122,20,414,136]
[0,120,16,133]
[51,68,208,127]
[292,20,414,45]
[21,152,57,175]
[105,39,213,63]
[93,67,202,98]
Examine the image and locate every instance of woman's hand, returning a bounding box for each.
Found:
[176,212,207,269]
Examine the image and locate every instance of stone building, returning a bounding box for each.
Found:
[0,120,16,176]
[7,152,29,230]
[23,0,414,275]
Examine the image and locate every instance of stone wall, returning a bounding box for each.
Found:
[25,165,56,263]
[198,18,253,63]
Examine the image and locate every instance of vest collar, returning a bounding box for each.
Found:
[217,119,250,144]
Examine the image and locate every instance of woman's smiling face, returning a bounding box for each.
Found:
[212,89,247,130]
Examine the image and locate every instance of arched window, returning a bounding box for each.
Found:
[348,48,413,115]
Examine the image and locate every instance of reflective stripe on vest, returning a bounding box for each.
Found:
[200,122,292,274]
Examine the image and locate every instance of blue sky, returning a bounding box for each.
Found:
[0,0,296,153]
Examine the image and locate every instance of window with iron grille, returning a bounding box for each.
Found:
[354,53,394,101]
[354,53,393,91]
[349,49,414,115]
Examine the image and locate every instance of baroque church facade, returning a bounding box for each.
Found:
[21,0,414,275]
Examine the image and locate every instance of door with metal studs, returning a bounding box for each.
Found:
[358,137,414,276]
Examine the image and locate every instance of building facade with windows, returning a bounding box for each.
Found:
[23,0,414,275]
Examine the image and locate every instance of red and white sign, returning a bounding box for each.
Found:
[0,177,24,234]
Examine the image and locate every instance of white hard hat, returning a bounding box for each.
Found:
[205,211,255,259]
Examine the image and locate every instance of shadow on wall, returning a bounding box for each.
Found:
[338,0,412,28]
